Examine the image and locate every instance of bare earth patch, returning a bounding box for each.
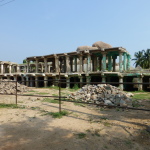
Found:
[0,88,150,150]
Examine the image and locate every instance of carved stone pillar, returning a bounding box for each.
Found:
[54,56,59,73]
[44,76,48,87]
[112,55,117,72]
[35,76,38,87]
[102,52,106,71]
[26,76,29,86]
[44,58,48,73]
[127,54,131,70]
[35,59,38,73]
[119,76,123,90]
[79,54,83,73]
[9,64,12,73]
[123,53,127,71]
[86,76,91,85]
[119,52,123,72]
[79,76,83,88]
[138,75,143,91]
[27,60,29,73]
[87,53,91,72]
[108,55,112,71]
[1,63,4,74]
[102,75,106,83]
[66,77,70,89]
[74,56,77,72]
[66,55,70,73]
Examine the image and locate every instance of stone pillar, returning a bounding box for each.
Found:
[87,53,91,72]
[27,60,29,73]
[1,63,4,74]
[127,54,131,70]
[14,76,17,81]
[123,53,127,71]
[102,75,106,83]
[66,77,70,89]
[55,56,59,73]
[119,76,123,90]
[9,64,12,73]
[26,76,29,86]
[44,58,48,73]
[74,56,77,72]
[93,55,97,71]
[17,65,20,73]
[79,54,83,73]
[102,52,106,71]
[35,76,38,88]
[79,76,83,88]
[66,55,70,73]
[86,76,91,85]
[44,76,48,87]
[119,52,123,72]
[21,76,25,85]
[112,56,116,72]
[108,55,112,71]
[138,75,143,91]
[70,57,73,72]
[35,59,38,73]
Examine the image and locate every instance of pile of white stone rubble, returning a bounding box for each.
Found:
[0,79,28,94]
[68,84,134,107]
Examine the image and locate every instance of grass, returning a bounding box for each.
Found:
[76,133,86,139]
[0,103,18,108]
[28,90,36,92]
[43,98,61,104]
[129,91,150,100]
[36,92,49,95]
[43,110,69,118]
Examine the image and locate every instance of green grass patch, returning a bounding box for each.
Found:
[76,133,86,139]
[129,91,150,100]
[0,103,18,108]
[36,92,49,95]
[43,98,61,104]
[44,110,69,118]
[28,90,36,92]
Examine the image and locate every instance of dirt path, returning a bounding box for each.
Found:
[0,88,150,150]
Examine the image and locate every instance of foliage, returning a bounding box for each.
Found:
[23,59,27,64]
[43,98,60,104]
[132,49,150,69]
[76,133,86,139]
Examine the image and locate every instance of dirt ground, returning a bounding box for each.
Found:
[0,88,150,150]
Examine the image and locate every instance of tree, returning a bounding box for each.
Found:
[23,59,27,64]
[132,49,150,69]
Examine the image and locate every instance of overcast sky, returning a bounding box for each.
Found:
[0,0,150,67]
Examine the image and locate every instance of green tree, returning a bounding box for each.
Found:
[132,49,150,69]
[23,59,27,64]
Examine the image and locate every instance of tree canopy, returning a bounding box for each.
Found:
[132,49,150,69]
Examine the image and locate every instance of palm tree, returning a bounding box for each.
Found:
[132,49,150,69]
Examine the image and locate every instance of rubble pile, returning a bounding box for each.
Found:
[68,84,133,107]
[0,79,28,94]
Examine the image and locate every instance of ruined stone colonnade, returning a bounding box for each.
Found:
[0,41,149,91]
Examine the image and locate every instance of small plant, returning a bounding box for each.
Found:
[100,117,108,120]
[76,133,86,139]
[44,110,69,118]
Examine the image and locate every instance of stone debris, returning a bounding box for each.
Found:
[0,79,28,94]
[68,84,133,107]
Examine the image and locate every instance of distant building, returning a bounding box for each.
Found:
[0,41,150,91]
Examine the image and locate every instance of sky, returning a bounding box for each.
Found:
[0,0,150,67]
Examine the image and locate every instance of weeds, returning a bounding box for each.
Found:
[76,133,86,139]
[0,103,18,108]
[43,98,61,104]
[43,110,69,118]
